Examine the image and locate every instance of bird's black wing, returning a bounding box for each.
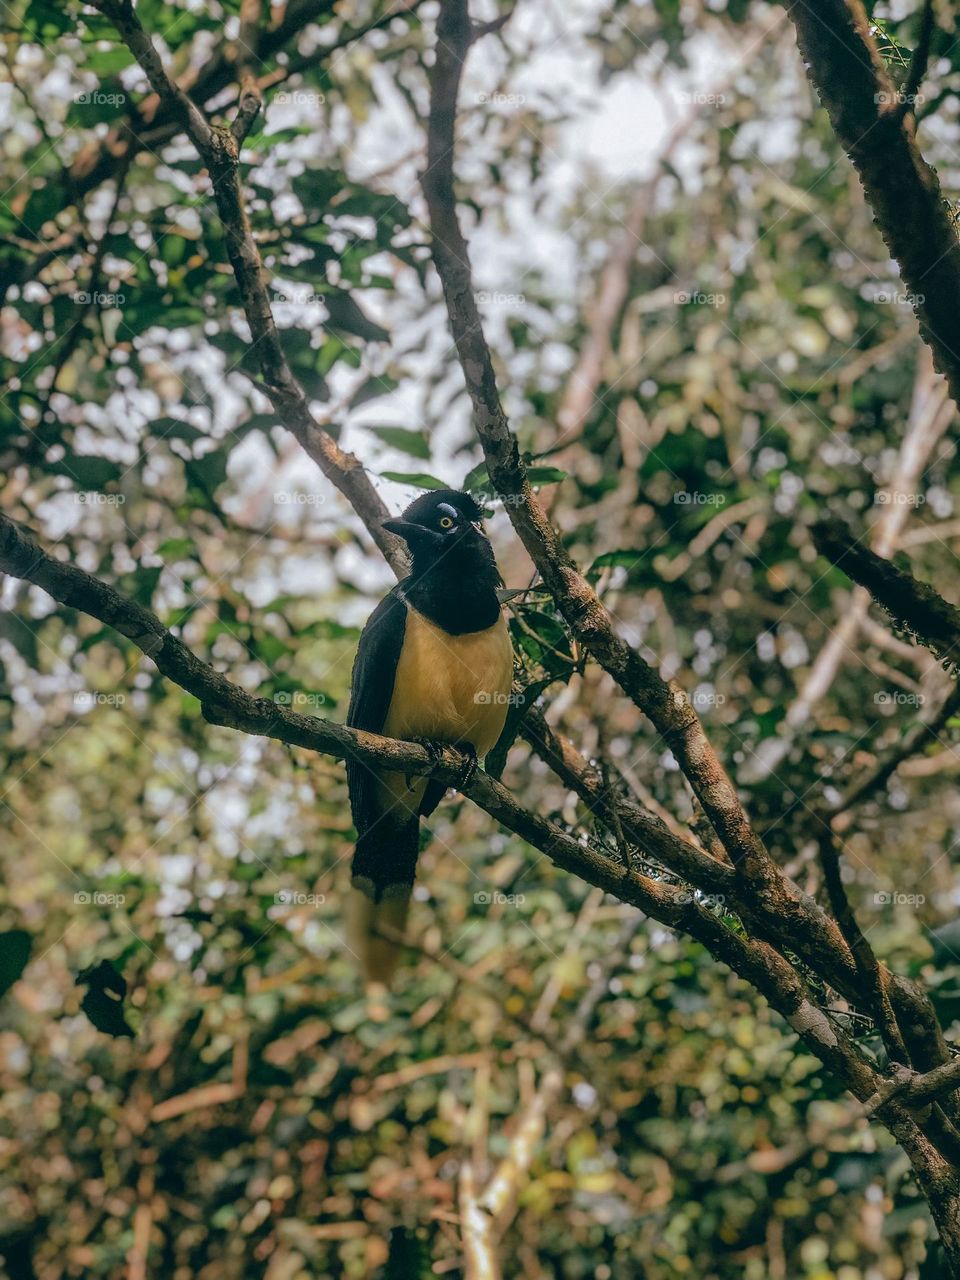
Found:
[345,585,418,980]
[345,584,408,837]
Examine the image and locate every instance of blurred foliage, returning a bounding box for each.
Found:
[2,0,960,1276]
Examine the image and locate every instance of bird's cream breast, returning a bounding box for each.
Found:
[383,606,513,757]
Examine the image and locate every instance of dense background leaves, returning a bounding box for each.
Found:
[2,0,960,1275]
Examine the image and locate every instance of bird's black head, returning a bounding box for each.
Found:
[383,489,491,566]
[384,489,502,632]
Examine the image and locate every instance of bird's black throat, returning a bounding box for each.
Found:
[401,538,503,635]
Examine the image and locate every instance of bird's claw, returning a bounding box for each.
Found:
[414,738,446,767]
[454,743,478,790]
[403,738,446,789]
[412,739,477,789]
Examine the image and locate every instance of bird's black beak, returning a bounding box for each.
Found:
[382,518,444,552]
[382,519,419,540]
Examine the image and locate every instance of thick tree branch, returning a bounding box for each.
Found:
[420,0,778,894]
[416,8,960,1118]
[416,18,960,1121]
[0,513,424,777]
[784,0,960,408]
[868,1054,960,1117]
[522,702,907,1047]
[519,705,734,893]
[78,6,960,1164]
[0,514,744,964]
[0,508,896,1116]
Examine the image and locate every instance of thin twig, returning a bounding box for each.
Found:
[898,0,936,119]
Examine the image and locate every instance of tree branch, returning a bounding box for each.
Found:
[867,1054,960,1117]
[89,0,406,575]
[0,508,893,1114]
[784,0,960,408]
[420,0,779,894]
[0,512,426,777]
[812,518,960,668]
[899,0,936,120]
[519,705,735,893]
[416,6,959,1107]
[0,513,748,969]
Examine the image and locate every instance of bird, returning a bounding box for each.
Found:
[345,489,514,984]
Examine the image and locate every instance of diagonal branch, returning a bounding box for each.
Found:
[812,518,960,667]
[66,1,338,197]
[867,1052,960,1117]
[0,512,424,778]
[417,5,960,1083]
[420,0,777,893]
[0,514,740,958]
[784,0,960,408]
[89,0,406,575]
[0,508,890,1115]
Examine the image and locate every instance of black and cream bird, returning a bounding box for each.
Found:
[345,490,513,983]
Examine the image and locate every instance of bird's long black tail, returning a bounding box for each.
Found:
[347,809,421,985]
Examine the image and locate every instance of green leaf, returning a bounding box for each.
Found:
[185,448,229,495]
[76,960,135,1038]
[589,550,642,571]
[512,610,573,672]
[368,426,431,460]
[466,461,566,497]
[526,464,567,486]
[462,461,490,492]
[52,454,122,490]
[0,930,31,997]
[378,471,447,490]
[321,289,390,343]
[156,538,195,561]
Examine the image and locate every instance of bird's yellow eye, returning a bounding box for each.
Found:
[439,515,454,529]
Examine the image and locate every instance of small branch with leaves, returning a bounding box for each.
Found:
[88,0,407,575]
